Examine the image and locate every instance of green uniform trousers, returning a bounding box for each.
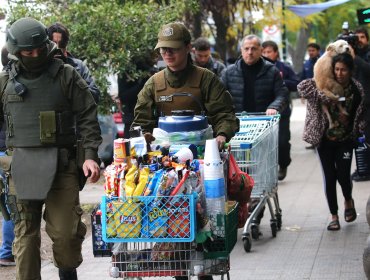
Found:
[9,160,86,280]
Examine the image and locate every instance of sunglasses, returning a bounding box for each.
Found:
[159,47,182,54]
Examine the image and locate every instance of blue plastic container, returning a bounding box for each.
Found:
[101,194,196,243]
[158,110,208,132]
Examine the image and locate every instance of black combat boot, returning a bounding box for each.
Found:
[59,268,78,280]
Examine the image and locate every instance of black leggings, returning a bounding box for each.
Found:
[317,139,354,216]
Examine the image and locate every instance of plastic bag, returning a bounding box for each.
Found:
[227,153,254,227]
[227,153,254,203]
[153,126,213,146]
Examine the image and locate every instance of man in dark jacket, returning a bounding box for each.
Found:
[47,22,100,103]
[192,37,226,78]
[300,43,321,81]
[262,40,300,180]
[221,35,289,179]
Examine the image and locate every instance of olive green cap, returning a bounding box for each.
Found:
[154,22,191,50]
[6,17,49,55]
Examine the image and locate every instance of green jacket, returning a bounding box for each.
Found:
[132,63,239,141]
[0,59,102,162]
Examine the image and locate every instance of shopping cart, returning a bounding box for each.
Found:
[230,113,281,252]
[100,194,238,279]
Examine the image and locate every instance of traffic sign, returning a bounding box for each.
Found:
[357,7,370,24]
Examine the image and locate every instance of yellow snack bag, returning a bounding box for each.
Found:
[115,201,142,238]
[125,164,139,197]
[133,166,150,196]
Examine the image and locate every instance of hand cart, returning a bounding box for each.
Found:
[98,193,238,279]
[229,114,281,252]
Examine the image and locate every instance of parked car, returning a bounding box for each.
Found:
[113,111,124,138]
[98,114,118,167]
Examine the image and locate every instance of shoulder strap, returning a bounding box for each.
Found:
[153,70,166,91]
[48,58,65,79]
[0,71,10,101]
[188,66,205,88]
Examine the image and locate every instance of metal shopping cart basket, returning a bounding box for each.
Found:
[100,194,238,279]
[230,113,281,252]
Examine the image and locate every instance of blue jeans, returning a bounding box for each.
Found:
[0,218,14,259]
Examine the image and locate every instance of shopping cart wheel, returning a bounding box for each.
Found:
[220,272,230,280]
[271,222,278,237]
[251,225,260,240]
[243,234,252,252]
[110,266,119,278]
[276,212,282,230]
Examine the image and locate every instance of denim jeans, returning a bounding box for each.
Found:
[0,218,14,259]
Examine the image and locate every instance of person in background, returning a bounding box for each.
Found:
[0,17,102,280]
[351,27,370,182]
[47,22,100,103]
[262,40,300,180]
[221,35,289,177]
[118,55,157,137]
[298,53,366,231]
[192,37,225,78]
[300,42,321,81]
[0,46,15,267]
[221,34,288,232]
[300,42,321,150]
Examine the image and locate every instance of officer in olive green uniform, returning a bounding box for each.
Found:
[0,17,102,280]
[132,22,239,150]
[133,23,239,280]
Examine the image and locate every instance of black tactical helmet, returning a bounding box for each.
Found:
[6,17,49,55]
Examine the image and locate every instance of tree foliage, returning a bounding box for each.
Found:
[188,0,275,61]
[2,0,198,113]
[253,0,370,72]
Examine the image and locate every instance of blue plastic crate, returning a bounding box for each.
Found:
[101,194,196,243]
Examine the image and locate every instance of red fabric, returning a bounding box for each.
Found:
[237,203,249,228]
[227,154,254,203]
[227,154,254,228]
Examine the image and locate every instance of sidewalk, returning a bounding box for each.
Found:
[41,99,369,280]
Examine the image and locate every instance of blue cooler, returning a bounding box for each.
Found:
[158,110,208,132]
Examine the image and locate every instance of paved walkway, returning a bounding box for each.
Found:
[40,99,369,280]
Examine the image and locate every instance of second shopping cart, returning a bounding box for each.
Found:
[230,114,281,252]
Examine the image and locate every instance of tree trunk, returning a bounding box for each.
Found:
[290,24,312,74]
[192,11,203,39]
[210,8,228,62]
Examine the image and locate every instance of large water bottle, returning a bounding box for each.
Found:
[203,139,226,237]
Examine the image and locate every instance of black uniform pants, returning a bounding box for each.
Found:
[278,112,292,169]
[317,139,354,216]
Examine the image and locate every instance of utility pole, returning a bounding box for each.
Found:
[282,0,287,61]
